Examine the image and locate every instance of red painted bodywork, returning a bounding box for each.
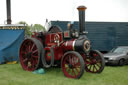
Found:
[42,32,75,61]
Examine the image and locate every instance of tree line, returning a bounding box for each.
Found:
[18,21,46,37]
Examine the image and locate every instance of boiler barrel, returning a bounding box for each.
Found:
[63,39,90,53]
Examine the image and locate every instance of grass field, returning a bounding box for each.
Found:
[0,63,128,85]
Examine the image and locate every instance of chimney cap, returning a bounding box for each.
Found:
[77,5,87,11]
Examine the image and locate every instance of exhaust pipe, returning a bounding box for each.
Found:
[6,0,11,24]
[77,6,87,34]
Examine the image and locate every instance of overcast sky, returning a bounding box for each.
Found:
[0,0,128,25]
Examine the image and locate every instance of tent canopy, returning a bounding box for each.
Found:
[0,24,25,64]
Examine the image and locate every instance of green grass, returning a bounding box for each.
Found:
[0,64,128,85]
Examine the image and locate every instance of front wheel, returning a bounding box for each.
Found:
[61,51,85,79]
[118,59,125,66]
[85,50,105,73]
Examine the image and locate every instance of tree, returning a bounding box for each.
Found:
[31,24,46,32]
[18,21,46,37]
[18,21,32,37]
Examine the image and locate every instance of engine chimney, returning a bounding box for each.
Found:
[77,6,87,34]
[6,0,11,24]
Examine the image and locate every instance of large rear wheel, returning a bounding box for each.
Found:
[61,51,85,79]
[85,50,105,73]
[19,38,43,71]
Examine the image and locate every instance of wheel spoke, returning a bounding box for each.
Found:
[71,69,74,75]
[67,68,70,73]
[65,66,69,69]
[92,65,95,72]
[72,57,75,65]
[95,63,101,68]
[28,45,31,51]
[86,64,90,67]
[32,55,38,58]
[69,56,72,64]
[85,59,91,64]
[94,65,98,71]
[31,44,35,51]
[75,67,80,73]
[89,65,92,70]
[73,69,77,76]
[32,49,38,54]
[65,56,70,64]
[23,58,28,63]
[96,59,101,63]
[31,58,37,68]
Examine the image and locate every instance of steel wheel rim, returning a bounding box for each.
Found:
[85,50,105,73]
[62,51,84,79]
[19,39,40,71]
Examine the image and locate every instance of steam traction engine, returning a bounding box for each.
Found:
[19,6,105,79]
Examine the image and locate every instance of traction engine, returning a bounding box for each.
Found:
[19,6,105,79]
